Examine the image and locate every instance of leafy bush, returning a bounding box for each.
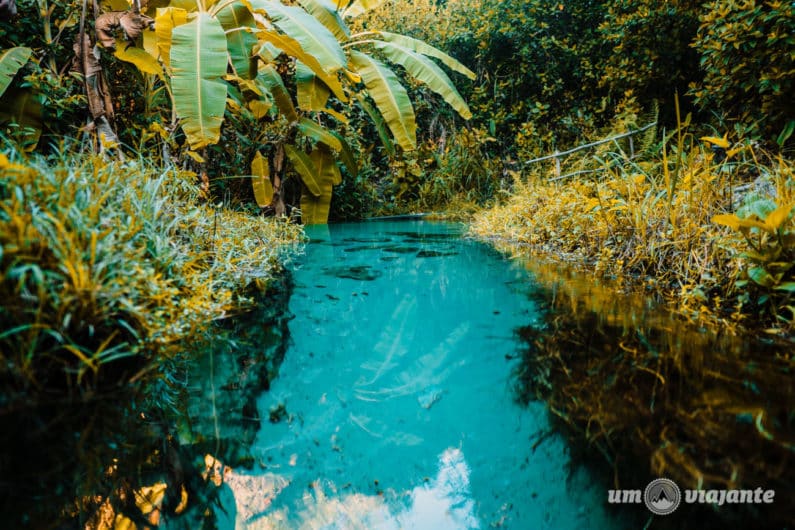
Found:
[692,0,795,143]
[598,0,702,108]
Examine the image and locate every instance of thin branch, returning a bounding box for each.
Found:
[524,122,657,166]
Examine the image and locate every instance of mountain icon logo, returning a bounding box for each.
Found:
[644,478,681,515]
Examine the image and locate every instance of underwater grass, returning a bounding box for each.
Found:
[0,146,302,526]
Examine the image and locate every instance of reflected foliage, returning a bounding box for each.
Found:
[514,258,795,528]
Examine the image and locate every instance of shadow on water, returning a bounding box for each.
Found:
[508,251,795,529]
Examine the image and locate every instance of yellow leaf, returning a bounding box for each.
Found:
[321,107,349,124]
[713,213,770,232]
[114,40,163,76]
[700,134,730,149]
[344,69,362,84]
[135,483,167,514]
[155,7,189,69]
[186,150,205,163]
[248,99,271,119]
[765,202,795,231]
[251,151,273,207]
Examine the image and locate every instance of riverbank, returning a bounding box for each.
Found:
[470,139,795,341]
[0,149,303,526]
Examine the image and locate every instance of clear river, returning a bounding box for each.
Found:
[212,219,632,529]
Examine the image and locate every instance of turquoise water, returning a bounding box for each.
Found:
[215,220,628,529]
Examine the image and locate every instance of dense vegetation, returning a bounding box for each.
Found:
[1,0,794,526]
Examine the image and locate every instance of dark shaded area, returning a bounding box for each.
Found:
[514,290,795,529]
[184,271,295,468]
[0,272,296,528]
[322,265,383,281]
[382,245,421,254]
[416,249,459,258]
[386,231,462,241]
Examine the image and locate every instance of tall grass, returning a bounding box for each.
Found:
[0,145,303,525]
[471,124,795,335]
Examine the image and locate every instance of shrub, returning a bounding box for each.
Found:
[691,0,795,144]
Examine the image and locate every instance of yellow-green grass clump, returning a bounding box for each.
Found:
[1,150,302,393]
[471,140,795,335]
[0,148,302,521]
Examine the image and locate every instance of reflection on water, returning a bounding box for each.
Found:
[217,447,478,529]
[211,220,628,529]
[502,246,795,528]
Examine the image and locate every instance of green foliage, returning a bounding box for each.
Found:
[0,145,302,524]
[714,197,795,326]
[170,12,229,149]
[0,46,31,97]
[415,126,500,210]
[0,0,85,148]
[598,0,702,103]
[692,0,795,142]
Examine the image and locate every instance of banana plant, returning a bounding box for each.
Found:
[113,0,473,223]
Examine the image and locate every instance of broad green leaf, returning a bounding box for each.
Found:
[216,2,258,78]
[328,129,356,177]
[764,202,794,231]
[296,61,331,111]
[354,92,394,156]
[251,151,273,207]
[0,47,32,99]
[296,117,342,151]
[257,30,347,101]
[298,0,349,40]
[350,50,415,151]
[373,40,471,119]
[285,144,321,197]
[774,282,795,293]
[170,13,228,150]
[748,266,775,288]
[114,40,163,76]
[248,0,347,72]
[301,147,337,224]
[156,7,189,69]
[0,86,43,150]
[374,31,475,80]
[256,64,298,122]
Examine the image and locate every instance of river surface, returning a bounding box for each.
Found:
[214,220,629,529]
